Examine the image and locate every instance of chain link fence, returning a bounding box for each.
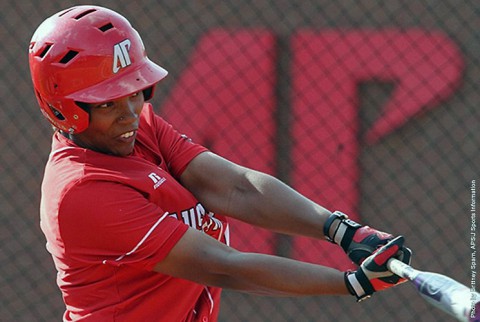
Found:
[1,0,478,321]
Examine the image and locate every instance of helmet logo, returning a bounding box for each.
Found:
[113,39,132,73]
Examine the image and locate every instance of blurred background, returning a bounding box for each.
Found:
[1,0,478,321]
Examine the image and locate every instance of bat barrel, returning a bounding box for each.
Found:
[387,258,480,322]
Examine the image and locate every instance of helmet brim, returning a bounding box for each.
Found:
[67,58,168,103]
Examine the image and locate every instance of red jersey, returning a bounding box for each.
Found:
[40,103,228,321]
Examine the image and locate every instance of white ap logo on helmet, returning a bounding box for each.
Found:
[113,39,132,73]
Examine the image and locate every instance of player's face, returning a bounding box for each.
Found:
[71,92,144,156]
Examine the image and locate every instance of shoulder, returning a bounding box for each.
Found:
[136,102,174,147]
[139,103,170,129]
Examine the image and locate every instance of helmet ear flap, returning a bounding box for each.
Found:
[74,101,91,113]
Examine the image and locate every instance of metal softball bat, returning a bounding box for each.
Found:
[387,258,480,322]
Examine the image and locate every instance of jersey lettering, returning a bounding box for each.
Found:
[113,39,132,73]
[172,203,206,230]
[170,203,223,240]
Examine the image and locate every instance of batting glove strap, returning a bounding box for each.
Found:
[323,211,361,247]
[345,271,374,302]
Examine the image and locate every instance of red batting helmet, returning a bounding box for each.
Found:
[28,5,168,133]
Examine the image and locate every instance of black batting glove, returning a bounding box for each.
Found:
[324,211,412,268]
[345,236,407,301]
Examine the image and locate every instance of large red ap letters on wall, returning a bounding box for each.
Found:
[289,29,463,268]
[161,29,463,269]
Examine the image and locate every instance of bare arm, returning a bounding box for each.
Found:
[154,227,348,296]
[180,151,334,239]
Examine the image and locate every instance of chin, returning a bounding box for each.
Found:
[119,146,135,157]
[114,150,133,157]
[109,142,136,156]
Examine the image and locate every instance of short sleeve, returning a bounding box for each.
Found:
[145,105,208,177]
[156,118,207,178]
[58,180,188,271]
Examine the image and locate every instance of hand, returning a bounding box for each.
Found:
[324,211,411,266]
[345,236,407,301]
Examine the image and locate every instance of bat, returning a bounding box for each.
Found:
[387,258,480,322]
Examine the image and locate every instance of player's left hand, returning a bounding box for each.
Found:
[324,211,412,266]
[345,235,407,301]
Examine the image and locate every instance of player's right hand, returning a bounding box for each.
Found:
[344,236,406,302]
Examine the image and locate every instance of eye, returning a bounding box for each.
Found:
[130,92,140,98]
[95,101,114,109]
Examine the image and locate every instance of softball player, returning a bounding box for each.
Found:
[29,5,411,321]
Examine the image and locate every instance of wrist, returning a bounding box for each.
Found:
[344,272,356,296]
[345,270,373,302]
[323,211,346,242]
[328,219,341,241]
[324,211,363,250]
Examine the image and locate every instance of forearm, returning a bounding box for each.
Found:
[222,169,332,239]
[181,152,335,239]
[156,228,349,297]
[211,251,348,296]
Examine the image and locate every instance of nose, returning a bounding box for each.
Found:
[117,98,139,123]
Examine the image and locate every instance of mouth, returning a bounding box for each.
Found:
[117,130,137,143]
[120,131,136,139]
